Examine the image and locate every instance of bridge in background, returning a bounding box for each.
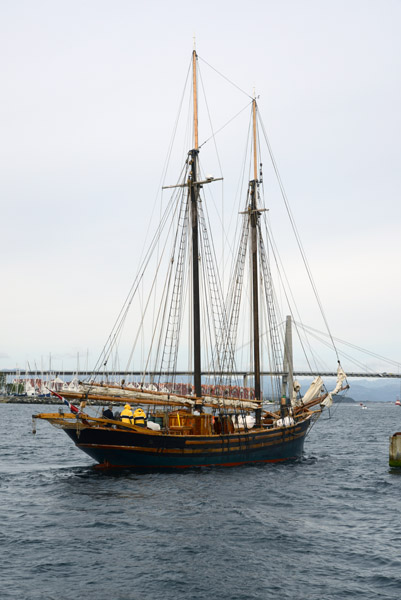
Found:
[1,370,400,379]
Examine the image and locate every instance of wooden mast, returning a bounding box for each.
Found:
[192,49,199,150]
[190,49,202,402]
[252,97,258,181]
[250,98,262,424]
[281,315,294,407]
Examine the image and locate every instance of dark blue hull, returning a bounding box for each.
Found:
[63,417,311,468]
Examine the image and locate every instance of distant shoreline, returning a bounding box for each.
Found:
[0,395,112,406]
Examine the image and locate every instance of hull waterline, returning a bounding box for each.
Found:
[61,418,311,469]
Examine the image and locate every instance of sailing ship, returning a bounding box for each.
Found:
[33,50,348,469]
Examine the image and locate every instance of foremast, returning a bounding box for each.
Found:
[190,49,202,405]
[161,49,222,407]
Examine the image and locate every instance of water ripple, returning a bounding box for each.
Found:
[1,403,401,599]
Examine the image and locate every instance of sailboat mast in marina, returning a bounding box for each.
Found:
[33,49,349,469]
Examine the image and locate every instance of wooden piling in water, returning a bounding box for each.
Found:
[389,432,401,467]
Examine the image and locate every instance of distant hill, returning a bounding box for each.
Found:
[333,394,355,404]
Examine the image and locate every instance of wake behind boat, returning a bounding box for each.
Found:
[33,49,348,469]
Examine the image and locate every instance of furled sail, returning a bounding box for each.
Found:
[302,376,324,404]
[75,383,258,411]
[80,383,196,406]
[321,364,348,408]
[291,380,302,407]
[331,364,347,395]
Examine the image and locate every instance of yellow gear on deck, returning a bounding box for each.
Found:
[133,407,146,427]
[121,404,134,424]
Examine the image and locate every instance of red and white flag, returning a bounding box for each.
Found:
[49,389,79,414]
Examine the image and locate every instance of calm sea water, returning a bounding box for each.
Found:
[1,402,401,600]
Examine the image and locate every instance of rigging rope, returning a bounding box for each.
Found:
[198,55,253,100]
[92,169,186,378]
[295,322,401,372]
[89,58,195,382]
[260,214,319,375]
[257,110,340,362]
[198,101,252,149]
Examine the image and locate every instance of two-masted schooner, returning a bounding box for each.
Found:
[33,50,348,468]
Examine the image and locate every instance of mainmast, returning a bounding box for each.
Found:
[190,49,202,402]
[252,98,258,181]
[249,98,262,424]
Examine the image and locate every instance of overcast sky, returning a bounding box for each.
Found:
[1,0,401,374]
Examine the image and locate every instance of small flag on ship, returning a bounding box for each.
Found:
[49,389,79,414]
